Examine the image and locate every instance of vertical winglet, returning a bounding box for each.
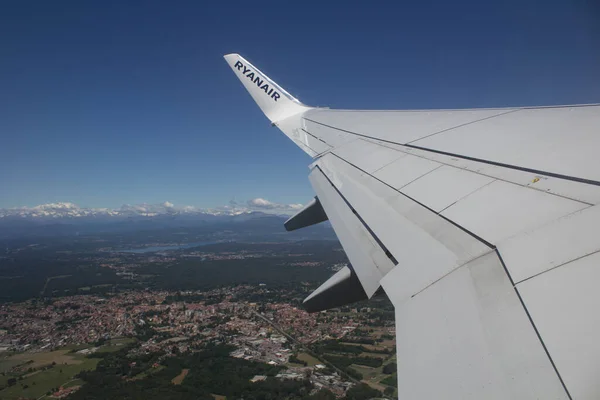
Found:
[224,54,312,123]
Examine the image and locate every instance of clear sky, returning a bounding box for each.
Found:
[1,0,599,209]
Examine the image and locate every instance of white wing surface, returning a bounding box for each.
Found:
[225,53,600,400]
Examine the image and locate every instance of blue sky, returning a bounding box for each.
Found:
[1,0,599,209]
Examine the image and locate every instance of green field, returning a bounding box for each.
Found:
[287,361,305,367]
[348,353,397,393]
[62,343,94,352]
[98,337,136,352]
[131,364,164,380]
[0,337,135,399]
[351,364,379,378]
[4,349,83,369]
[296,352,321,366]
[0,358,25,374]
[359,352,388,359]
[0,354,99,399]
[64,378,85,388]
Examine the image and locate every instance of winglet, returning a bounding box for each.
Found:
[224,54,312,123]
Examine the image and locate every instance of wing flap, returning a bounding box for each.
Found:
[382,251,568,400]
[315,153,490,303]
[518,251,600,400]
[309,166,390,297]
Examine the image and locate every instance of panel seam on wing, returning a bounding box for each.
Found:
[496,249,574,399]
[329,152,496,249]
[301,128,330,146]
[408,248,496,299]
[514,247,600,286]
[380,143,594,205]
[315,165,399,266]
[405,108,521,145]
[437,179,498,214]
[404,144,600,188]
[302,116,600,189]
[395,164,443,190]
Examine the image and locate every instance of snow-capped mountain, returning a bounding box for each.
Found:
[0,200,328,240]
[0,199,302,219]
[0,202,248,219]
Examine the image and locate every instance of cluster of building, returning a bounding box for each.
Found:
[0,285,395,396]
[263,303,359,343]
[0,286,364,353]
[0,295,136,350]
[183,250,275,261]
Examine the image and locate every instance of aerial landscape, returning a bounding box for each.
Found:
[2,1,599,399]
[0,204,395,399]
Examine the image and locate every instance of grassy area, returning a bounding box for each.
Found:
[296,352,320,367]
[60,337,134,355]
[131,365,164,380]
[6,349,82,369]
[380,373,397,387]
[287,361,305,367]
[350,364,389,392]
[348,352,397,393]
[99,337,136,353]
[63,378,85,388]
[62,343,94,352]
[0,352,99,400]
[351,364,379,379]
[359,352,388,359]
[0,340,134,399]
[211,395,227,400]
[339,342,362,347]
[0,357,25,373]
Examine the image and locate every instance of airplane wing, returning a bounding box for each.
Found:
[224,53,600,399]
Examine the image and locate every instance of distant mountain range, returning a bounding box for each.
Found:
[0,201,330,240]
[0,201,278,220]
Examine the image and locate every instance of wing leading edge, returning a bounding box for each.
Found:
[225,54,600,399]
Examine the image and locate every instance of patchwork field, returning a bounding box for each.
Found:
[0,337,135,400]
[9,349,82,369]
[0,353,98,399]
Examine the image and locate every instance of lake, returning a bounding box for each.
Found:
[119,241,220,254]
